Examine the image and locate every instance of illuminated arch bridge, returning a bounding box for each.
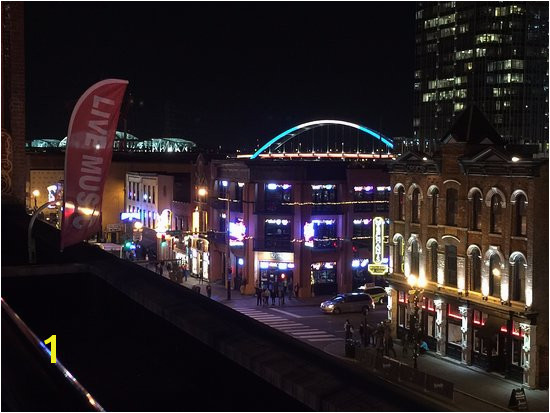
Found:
[241,120,394,160]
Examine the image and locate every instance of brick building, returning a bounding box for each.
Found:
[199,159,392,297]
[1,2,26,205]
[387,106,548,388]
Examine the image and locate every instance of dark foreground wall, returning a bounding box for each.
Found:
[2,206,450,411]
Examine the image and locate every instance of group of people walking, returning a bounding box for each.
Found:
[255,283,298,306]
[345,319,397,358]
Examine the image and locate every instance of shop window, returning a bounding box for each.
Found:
[514,194,527,236]
[447,322,462,348]
[445,245,457,287]
[128,180,131,199]
[490,194,503,233]
[489,254,501,297]
[152,186,155,204]
[510,254,526,302]
[469,248,482,292]
[411,188,421,223]
[446,188,458,226]
[430,188,439,225]
[311,262,337,295]
[352,219,372,238]
[397,187,405,220]
[398,305,406,327]
[470,192,482,230]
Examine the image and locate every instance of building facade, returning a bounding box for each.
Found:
[387,107,548,388]
[414,1,549,151]
[203,159,393,297]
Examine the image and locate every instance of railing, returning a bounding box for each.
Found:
[253,238,294,252]
[1,298,104,411]
[256,202,293,215]
[312,204,343,214]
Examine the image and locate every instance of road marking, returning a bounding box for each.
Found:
[308,337,343,342]
[295,334,336,339]
[270,308,303,318]
[265,322,302,327]
[251,316,284,320]
[276,326,316,331]
[290,330,334,337]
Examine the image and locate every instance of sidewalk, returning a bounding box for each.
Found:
[151,268,549,412]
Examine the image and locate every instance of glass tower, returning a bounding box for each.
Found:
[413,2,549,152]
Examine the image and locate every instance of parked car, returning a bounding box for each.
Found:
[320,293,375,314]
[357,286,387,304]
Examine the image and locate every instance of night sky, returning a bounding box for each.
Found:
[25,2,415,151]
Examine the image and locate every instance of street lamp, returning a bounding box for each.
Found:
[32,189,40,210]
[197,187,208,198]
[407,274,426,369]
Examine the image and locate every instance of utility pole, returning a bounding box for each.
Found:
[226,191,231,300]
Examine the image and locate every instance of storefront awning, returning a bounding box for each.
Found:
[477,315,507,338]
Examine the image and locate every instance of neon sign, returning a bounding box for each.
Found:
[229,219,246,246]
[368,216,388,275]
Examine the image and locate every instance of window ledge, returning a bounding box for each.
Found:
[468,230,482,234]
[488,232,502,236]
[510,236,528,241]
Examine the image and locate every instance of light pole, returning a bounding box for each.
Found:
[32,189,40,210]
[407,274,426,369]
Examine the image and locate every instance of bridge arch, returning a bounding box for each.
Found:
[250,119,394,159]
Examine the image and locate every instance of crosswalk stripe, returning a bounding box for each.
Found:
[270,309,303,318]
[290,330,330,335]
[295,334,335,339]
[308,338,343,342]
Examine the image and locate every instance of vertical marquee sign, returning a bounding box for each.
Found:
[368,216,389,275]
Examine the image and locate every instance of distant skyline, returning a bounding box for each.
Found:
[25,2,415,150]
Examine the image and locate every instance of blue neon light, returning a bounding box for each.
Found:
[250,120,394,159]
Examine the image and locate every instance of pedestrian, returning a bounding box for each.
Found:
[263,288,270,306]
[386,335,397,358]
[255,287,262,306]
[344,319,354,340]
[402,335,410,356]
[420,339,429,354]
[206,284,212,298]
[288,282,293,300]
[159,263,164,277]
[294,283,300,299]
[359,322,366,347]
[279,288,285,305]
[365,323,373,347]
[375,324,385,356]
[184,265,189,282]
[270,287,277,306]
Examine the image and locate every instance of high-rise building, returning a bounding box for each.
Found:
[413,2,549,152]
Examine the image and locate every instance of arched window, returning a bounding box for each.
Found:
[445,245,457,287]
[397,187,405,220]
[470,191,482,231]
[394,236,404,274]
[428,241,438,282]
[468,247,481,292]
[489,254,501,297]
[490,194,503,234]
[510,254,526,302]
[412,188,421,223]
[514,195,527,236]
[410,239,420,276]
[446,188,458,226]
[430,188,439,225]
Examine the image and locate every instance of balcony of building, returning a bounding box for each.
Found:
[253,238,294,252]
